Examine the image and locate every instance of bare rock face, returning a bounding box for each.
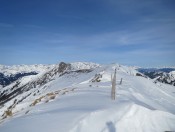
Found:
[58,62,71,73]
[91,74,102,82]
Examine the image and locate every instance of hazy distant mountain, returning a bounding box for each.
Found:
[138,68,175,86]
[0,64,54,87]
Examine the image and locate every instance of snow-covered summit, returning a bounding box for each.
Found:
[0,62,175,132]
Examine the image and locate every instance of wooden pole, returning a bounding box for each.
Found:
[111,69,116,100]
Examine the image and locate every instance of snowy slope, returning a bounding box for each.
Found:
[0,62,175,132]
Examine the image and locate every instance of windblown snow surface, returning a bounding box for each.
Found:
[0,63,175,132]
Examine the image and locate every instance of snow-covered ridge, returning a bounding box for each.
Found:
[0,62,99,105]
[0,62,100,87]
[0,62,175,132]
[0,62,99,76]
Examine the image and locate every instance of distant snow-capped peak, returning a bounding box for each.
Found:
[70,62,100,70]
[0,64,55,76]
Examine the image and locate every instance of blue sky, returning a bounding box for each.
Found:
[0,0,175,67]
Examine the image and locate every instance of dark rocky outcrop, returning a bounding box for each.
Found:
[136,73,147,78]
[91,74,102,82]
[58,62,71,73]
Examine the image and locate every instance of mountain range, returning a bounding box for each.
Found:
[138,68,175,86]
[0,62,175,132]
